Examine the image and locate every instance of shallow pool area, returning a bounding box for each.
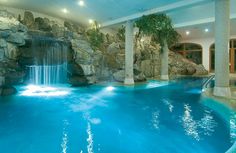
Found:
[0,78,235,153]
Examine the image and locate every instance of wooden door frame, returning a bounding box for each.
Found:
[230,48,235,73]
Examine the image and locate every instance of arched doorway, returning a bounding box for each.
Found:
[170,43,203,64]
[210,39,236,73]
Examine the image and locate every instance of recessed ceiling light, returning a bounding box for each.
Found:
[89,19,94,24]
[62,8,68,14]
[186,31,190,35]
[204,28,209,32]
[78,0,85,6]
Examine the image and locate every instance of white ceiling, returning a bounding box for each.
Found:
[0,0,236,39]
[0,0,182,26]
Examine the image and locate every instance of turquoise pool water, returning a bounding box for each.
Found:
[0,77,235,153]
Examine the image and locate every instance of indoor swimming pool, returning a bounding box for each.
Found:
[0,78,235,153]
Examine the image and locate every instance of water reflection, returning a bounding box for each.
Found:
[181,104,217,141]
[182,104,200,141]
[230,112,236,143]
[151,111,160,130]
[61,120,69,153]
[70,87,115,112]
[162,99,174,112]
[87,123,94,153]
[199,110,217,136]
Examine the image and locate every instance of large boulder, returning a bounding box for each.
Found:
[52,24,65,38]
[0,30,11,38]
[80,64,95,76]
[35,17,52,31]
[6,33,25,46]
[67,62,84,76]
[71,39,94,65]
[22,11,35,29]
[107,42,121,53]
[0,39,7,48]
[71,39,94,54]
[4,43,18,60]
[194,64,208,75]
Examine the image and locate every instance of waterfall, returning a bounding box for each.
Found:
[27,36,68,85]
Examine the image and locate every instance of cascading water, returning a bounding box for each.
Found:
[27,36,68,85]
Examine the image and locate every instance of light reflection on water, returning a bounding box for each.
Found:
[230,113,236,143]
[182,104,200,141]
[199,110,217,136]
[181,104,218,141]
[162,99,174,112]
[87,123,94,153]
[61,120,69,153]
[151,110,160,130]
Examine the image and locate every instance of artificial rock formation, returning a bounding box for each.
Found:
[0,10,27,95]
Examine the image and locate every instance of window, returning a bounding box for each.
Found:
[170,43,202,64]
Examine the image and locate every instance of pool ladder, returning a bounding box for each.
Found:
[202,75,215,91]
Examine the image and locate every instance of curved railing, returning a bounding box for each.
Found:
[202,75,215,91]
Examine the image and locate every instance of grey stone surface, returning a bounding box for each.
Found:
[5,43,18,60]
[80,64,95,76]
[6,33,25,46]
[35,17,52,31]
[23,11,35,29]
[0,39,7,48]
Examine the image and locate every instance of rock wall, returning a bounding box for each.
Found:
[0,10,27,95]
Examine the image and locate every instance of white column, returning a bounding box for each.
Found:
[213,0,231,97]
[201,40,211,71]
[160,39,169,80]
[124,20,134,85]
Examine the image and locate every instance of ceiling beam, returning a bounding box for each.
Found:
[174,13,236,28]
[101,0,213,28]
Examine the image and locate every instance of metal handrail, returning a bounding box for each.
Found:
[202,75,215,90]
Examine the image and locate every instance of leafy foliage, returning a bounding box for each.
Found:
[116,26,125,41]
[86,21,104,50]
[135,14,180,47]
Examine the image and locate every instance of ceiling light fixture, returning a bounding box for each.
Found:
[89,19,94,24]
[62,8,68,14]
[78,0,85,6]
[204,28,209,32]
[186,31,190,35]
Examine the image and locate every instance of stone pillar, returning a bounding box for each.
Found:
[213,0,231,97]
[124,20,134,85]
[160,39,169,80]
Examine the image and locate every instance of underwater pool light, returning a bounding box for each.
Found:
[21,85,69,97]
[106,86,115,91]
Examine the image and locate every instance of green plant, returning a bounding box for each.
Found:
[86,21,104,50]
[116,26,125,41]
[135,14,180,49]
